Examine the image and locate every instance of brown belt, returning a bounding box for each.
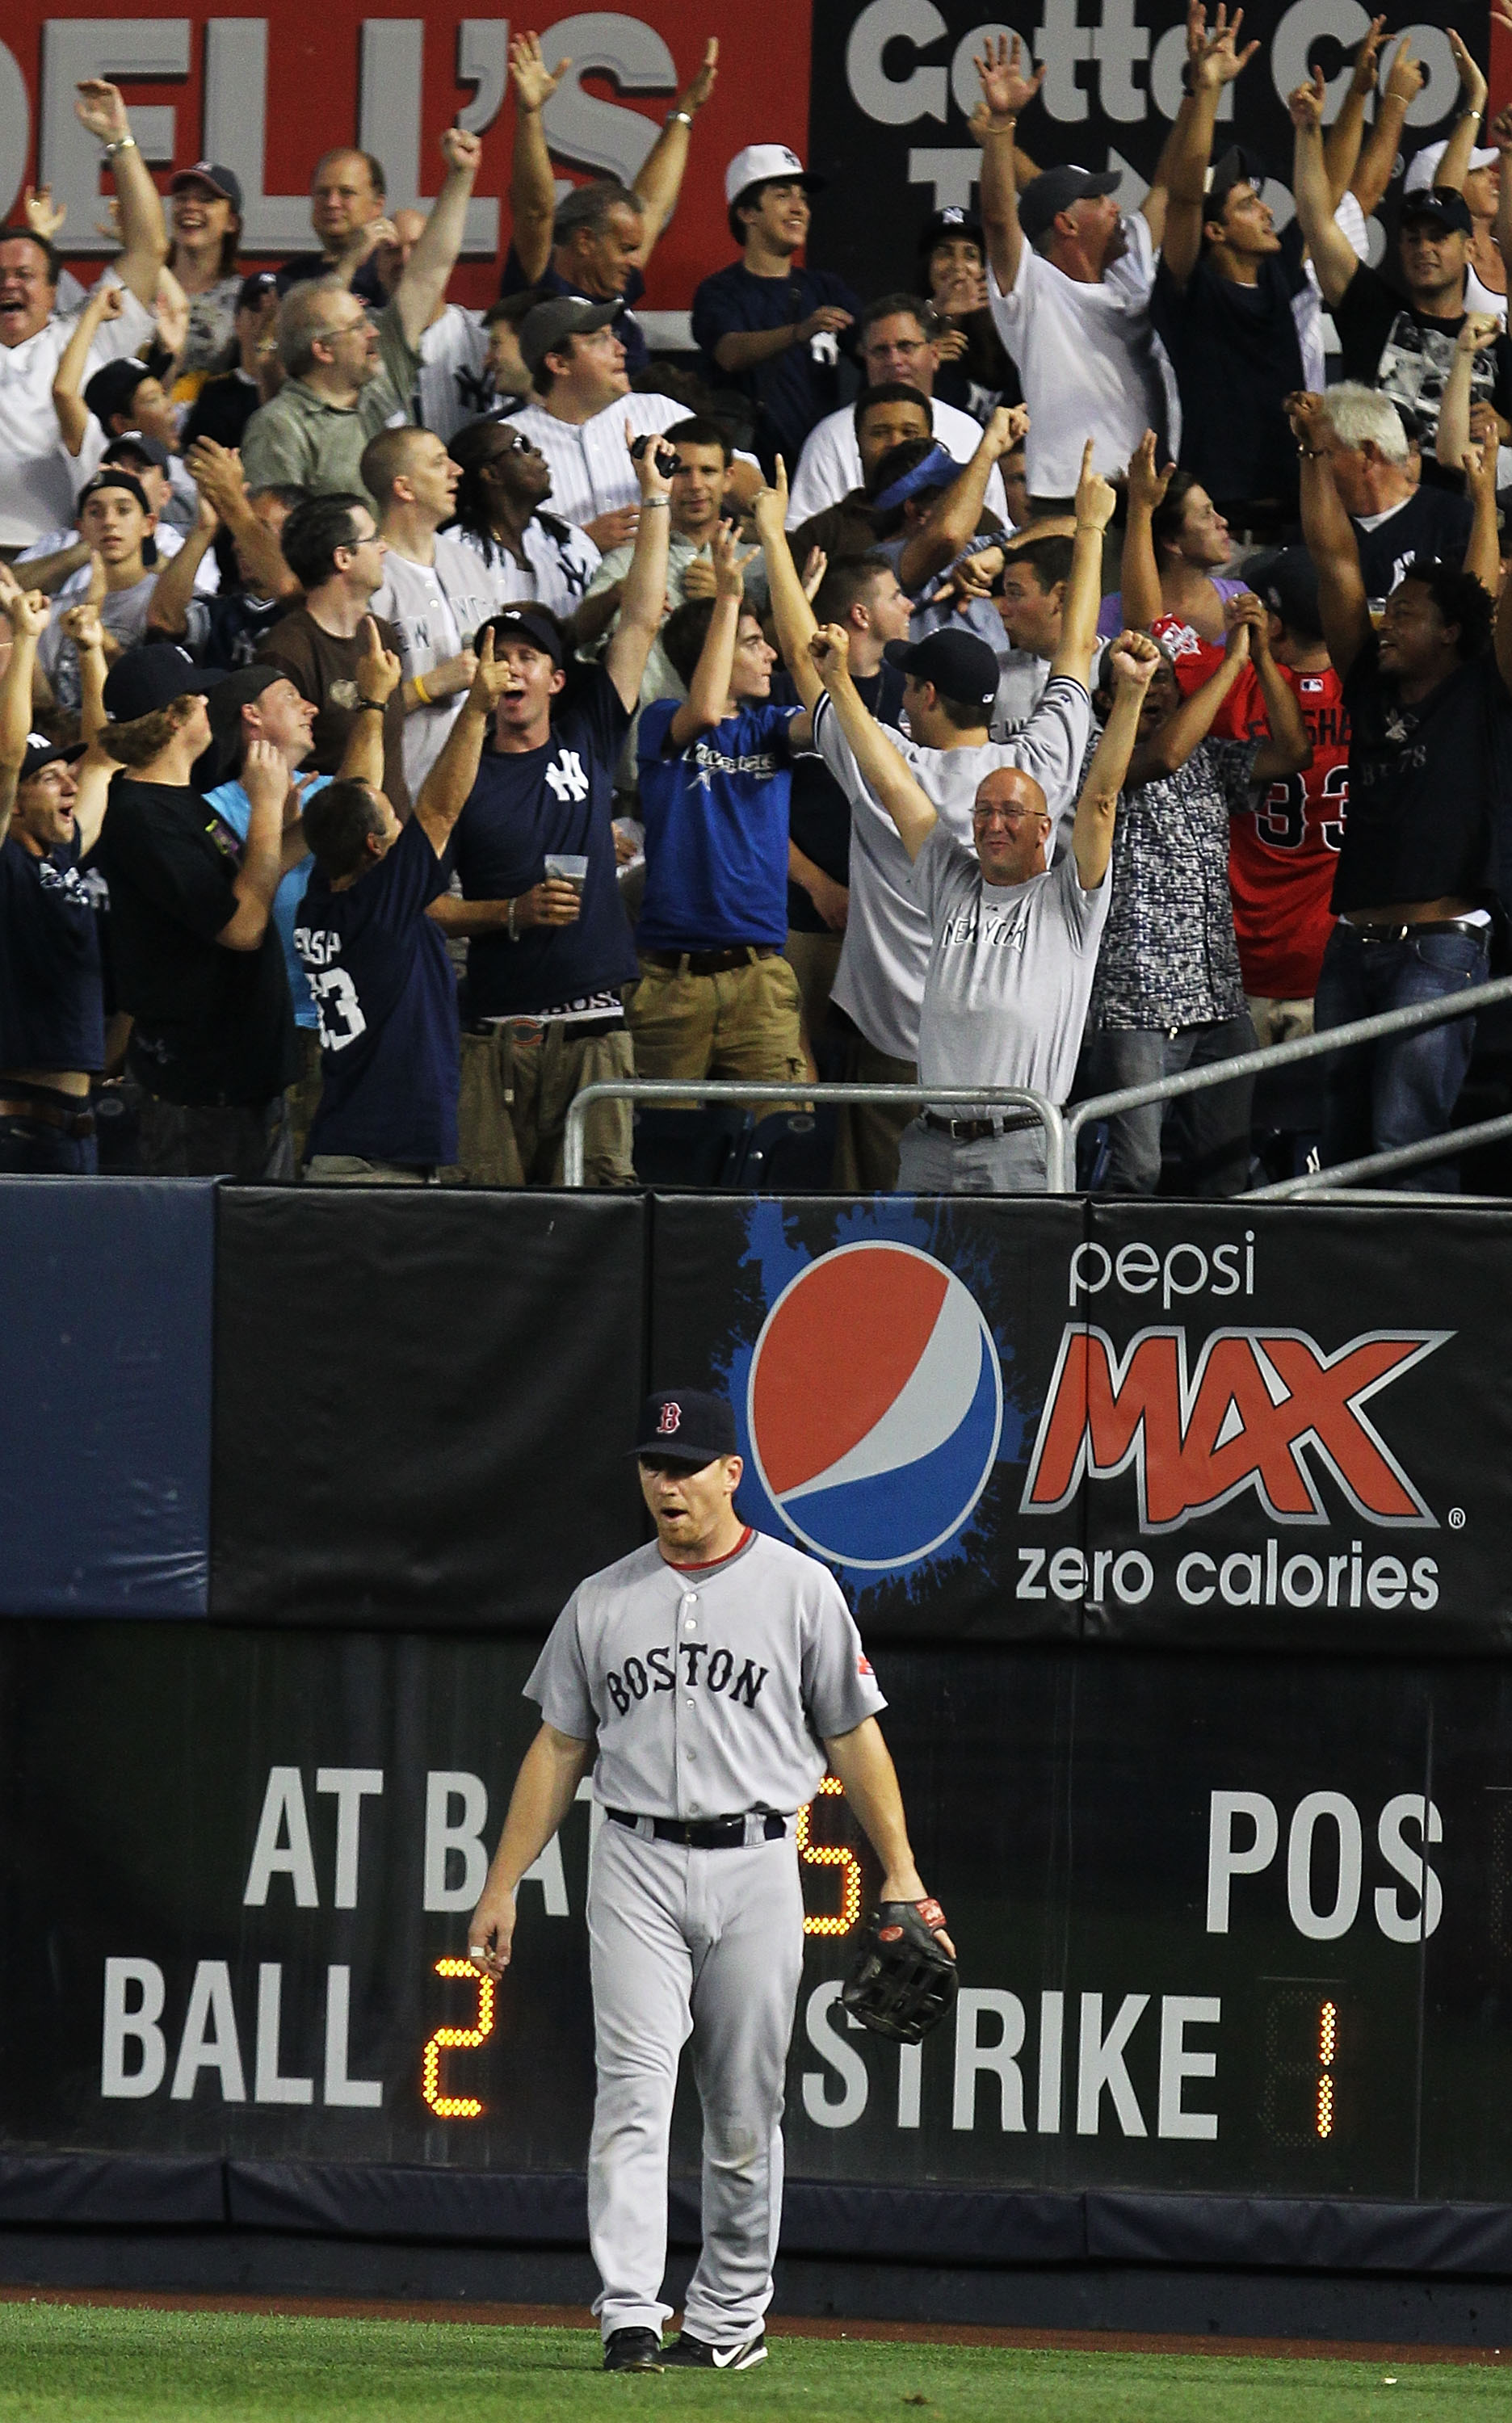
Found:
[0,1095,94,1136]
[640,945,779,976]
[1344,917,1489,944]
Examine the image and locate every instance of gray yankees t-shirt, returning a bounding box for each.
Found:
[813,674,1092,1064]
[911,830,1111,1114]
[525,1528,886,1820]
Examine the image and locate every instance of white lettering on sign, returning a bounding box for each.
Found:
[1206,1789,1443,1939]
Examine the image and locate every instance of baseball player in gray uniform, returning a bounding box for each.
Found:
[466,1388,953,2374]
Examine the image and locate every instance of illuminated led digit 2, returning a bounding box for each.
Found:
[422,1956,496,2119]
[796,1774,863,1938]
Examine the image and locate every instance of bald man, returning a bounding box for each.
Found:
[808,623,1161,1193]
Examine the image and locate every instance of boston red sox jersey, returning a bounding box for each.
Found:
[525,1528,886,1821]
[812,674,1092,1063]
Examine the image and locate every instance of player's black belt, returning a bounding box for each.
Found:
[1343,917,1489,944]
[922,1109,1041,1142]
[607,1808,789,1850]
[639,945,779,976]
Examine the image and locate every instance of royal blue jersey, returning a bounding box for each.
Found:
[636,699,799,951]
[294,816,459,1168]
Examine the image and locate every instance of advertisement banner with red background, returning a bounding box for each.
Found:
[0,6,813,313]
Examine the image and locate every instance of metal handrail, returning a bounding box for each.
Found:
[562,1080,1063,1188]
[1048,972,1512,1195]
[1247,1107,1512,1199]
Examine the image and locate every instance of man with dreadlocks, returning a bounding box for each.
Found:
[446,416,605,643]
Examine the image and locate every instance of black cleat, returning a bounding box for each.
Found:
[603,2327,666,2372]
[662,2329,767,2371]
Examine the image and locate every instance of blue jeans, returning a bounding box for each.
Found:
[1314,922,1488,1192]
[0,1112,97,1174]
[1087,1014,1258,1196]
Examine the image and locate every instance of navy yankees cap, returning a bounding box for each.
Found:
[1243,546,1324,643]
[478,605,565,668]
[1018,164,1120,245]
[886,626,1000,712]
[632,1389,739,1466]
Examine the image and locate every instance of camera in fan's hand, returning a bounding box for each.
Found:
[629,432,682,477]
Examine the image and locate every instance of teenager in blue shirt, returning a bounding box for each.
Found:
[294,632,509,1182]
[632,523,813,1090]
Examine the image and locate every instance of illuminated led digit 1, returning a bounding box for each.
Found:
[796,1774,863,1938]
[1316,1999,1338,2140]
[422,1957,496,2119]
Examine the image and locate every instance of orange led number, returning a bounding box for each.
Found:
[796,1774,863,1938]
[422,1957,496,2119]
[1316,1999,1338,2140]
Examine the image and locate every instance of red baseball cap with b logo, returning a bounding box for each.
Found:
[632,1389,738,1466]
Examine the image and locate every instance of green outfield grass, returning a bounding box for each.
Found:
[0,2304,1505,2423]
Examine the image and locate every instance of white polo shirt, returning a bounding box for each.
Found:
[0,283,157,546]
[787,395,1010,528]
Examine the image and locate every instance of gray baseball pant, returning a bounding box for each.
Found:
[586,1816,806,2344]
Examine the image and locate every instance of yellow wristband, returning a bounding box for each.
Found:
[412,671,431,706]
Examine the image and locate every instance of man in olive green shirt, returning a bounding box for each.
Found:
[241,128,481,502]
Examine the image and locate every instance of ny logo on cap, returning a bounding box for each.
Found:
[657,1400,682,1435]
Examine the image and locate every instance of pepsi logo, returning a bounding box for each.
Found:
[746,1242,1002,1571]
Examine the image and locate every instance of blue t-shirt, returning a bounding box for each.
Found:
[691,259,860,470]
[499,246,649,378]
[452,665,636,1021]
[205,774,330,1031]
[636,699,798,951]
[293,816,459,1168]
[0,834,103,1074]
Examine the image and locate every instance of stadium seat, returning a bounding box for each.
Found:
[738,1110,837,1191]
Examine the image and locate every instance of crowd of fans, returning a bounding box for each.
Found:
[5,10,1512,1196]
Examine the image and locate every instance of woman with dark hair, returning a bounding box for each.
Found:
[164,164,246,384]
[917,206,1018,422]
[1099,435,1250,727]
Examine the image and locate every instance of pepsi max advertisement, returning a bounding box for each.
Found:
[651,1199,1512,1654]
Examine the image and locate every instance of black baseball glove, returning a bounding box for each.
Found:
[841,1896,957,2043]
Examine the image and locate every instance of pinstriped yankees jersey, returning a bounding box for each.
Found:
[526,1529,886,1820]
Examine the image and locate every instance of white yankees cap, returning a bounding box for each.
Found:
[724,144,825,206]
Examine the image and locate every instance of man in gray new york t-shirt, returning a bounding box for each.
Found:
[808,619,1161,1191]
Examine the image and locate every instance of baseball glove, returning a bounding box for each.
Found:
[841,1897,957,2043]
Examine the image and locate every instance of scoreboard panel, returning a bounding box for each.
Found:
[2,1623,1507,2215]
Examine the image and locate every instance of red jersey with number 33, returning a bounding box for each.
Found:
[1226,664,1350,1000]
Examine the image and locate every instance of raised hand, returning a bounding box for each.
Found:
[1285,388,1331,454]
[440,127,483,177]
[681,549,718,601]
[974,31,1045,125]
[808,622,853,686]
[355,615,401,706]
[751,456,789,539]
[87,283,125,326]
[242,735,291,817]
[466,625,509,712]
[985,402,1030,456]
[1288,67,1327,132]
[509,31,572,112]
[187,437,247,517]
[8,587,52,645]
[1457,309,1502,355]
[1491,103,1512,155]
[1127,426,1175,514]
[801,546,829,604]
[1073,437,1118,534]
[61,598,104,653]
[1222,590,1262,657]
[627,421,675,502]
[74,79,130,145]
[22,184,65,244]
[1349,15,1388,98]
[1383,36,1425,110]
[1463,423,1499,500]
[710,521,754,600]
[677,35,718,115]
[1191,2,1260,90]
[1447,26,1489,119]
[1107,628,1161,691]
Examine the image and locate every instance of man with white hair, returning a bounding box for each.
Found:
[1314,384,1474,607]
[241,130,481,501]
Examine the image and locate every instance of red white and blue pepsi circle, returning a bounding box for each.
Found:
[746,1242,1002,1569]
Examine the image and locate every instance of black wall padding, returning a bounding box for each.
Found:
[0,2153,225,2226]
[211,1191,648,1627]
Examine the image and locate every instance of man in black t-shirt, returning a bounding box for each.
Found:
[692,144,859,473]
[1294,394,1512,1190]
[0,586,111,1171]
[1293,58,1512,460]
[1317,384,1477,608]
[91,646,304,1178]
[431,427,673,1187]
[1152,18,1306,536]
